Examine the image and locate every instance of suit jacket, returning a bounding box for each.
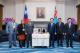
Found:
[65,23,75,35]
[17,24,25,35]
[47,22,56,34]
[25,24,34,35]
[6,22,17,34]
[56,22,64,34]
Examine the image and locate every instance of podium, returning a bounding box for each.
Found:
[32,33,50,47]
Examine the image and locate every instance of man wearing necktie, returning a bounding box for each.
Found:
[65,18,75,48]
[25,20,34,48]
[56,18,65,47]
[48,18,56,48]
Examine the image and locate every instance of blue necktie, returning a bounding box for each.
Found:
[51,23,53,28]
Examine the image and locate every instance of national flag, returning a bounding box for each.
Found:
[53,6,58,24]
[23,6,29,23]
[54,7,58,18]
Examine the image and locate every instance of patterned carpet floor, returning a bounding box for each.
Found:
[0,41,80,53]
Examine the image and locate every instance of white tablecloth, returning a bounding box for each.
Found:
[32,33,50,47]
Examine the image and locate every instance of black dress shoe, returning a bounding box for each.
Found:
[60,45,63,47]
[71,46,73,48]
[27,46,29,48]
[14,45,17,47]
[9,46,12,48]
[23,45,25,47]
[57,45,59,47]
[20,46,23,48]
[66,46,69,48]
[52,46,55,48]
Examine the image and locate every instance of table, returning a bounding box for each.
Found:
[32,33,50,47]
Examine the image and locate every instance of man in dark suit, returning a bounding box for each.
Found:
[47,18,56,47]
[56,18,64,47]
[25,20,34,48]
[65,18,75,48]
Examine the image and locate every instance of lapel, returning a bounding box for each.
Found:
[67,23,69,29]
[50,23,52,28]
[58,22,62,27]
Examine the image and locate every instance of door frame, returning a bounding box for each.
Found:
[0,4,3,30]
[76,4,80,29]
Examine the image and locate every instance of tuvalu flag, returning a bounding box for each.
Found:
[54,7,58,18]
[53,6,58,24]
[23,6,29,23]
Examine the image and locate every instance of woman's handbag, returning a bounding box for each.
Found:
[18,34,26,41]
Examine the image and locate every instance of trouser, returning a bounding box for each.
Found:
[79,35,80,42]
[26,34,32,48]
[57,33,63,47]
[19,40,25,47]
[66,34,73,47]
[9,32,16,46]
[49,33,55,47]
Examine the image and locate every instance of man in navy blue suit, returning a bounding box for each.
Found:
[48,18,56,48]
[56,18,65,47]
[25,20,34,48]
[65,18,75,48]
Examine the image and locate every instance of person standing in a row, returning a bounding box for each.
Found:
[48,18,75,48]
[17,20,26,48]
[65,18,75,48]
[6,18,17,48]
[56,18,64,47]
[48,18,56,48]
[25,20,34,48]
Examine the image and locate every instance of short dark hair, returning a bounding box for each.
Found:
[67,18,72,20]
[50,18,54,20]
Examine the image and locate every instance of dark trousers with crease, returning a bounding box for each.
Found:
[57,33,63,47]
[66,33,73,47]
[26,34,32,48]
[49,33,55,47]
[19,40,25,47]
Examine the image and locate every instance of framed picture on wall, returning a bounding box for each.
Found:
[36,7,45,18]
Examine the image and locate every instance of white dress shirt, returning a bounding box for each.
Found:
[69,23,71,28]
